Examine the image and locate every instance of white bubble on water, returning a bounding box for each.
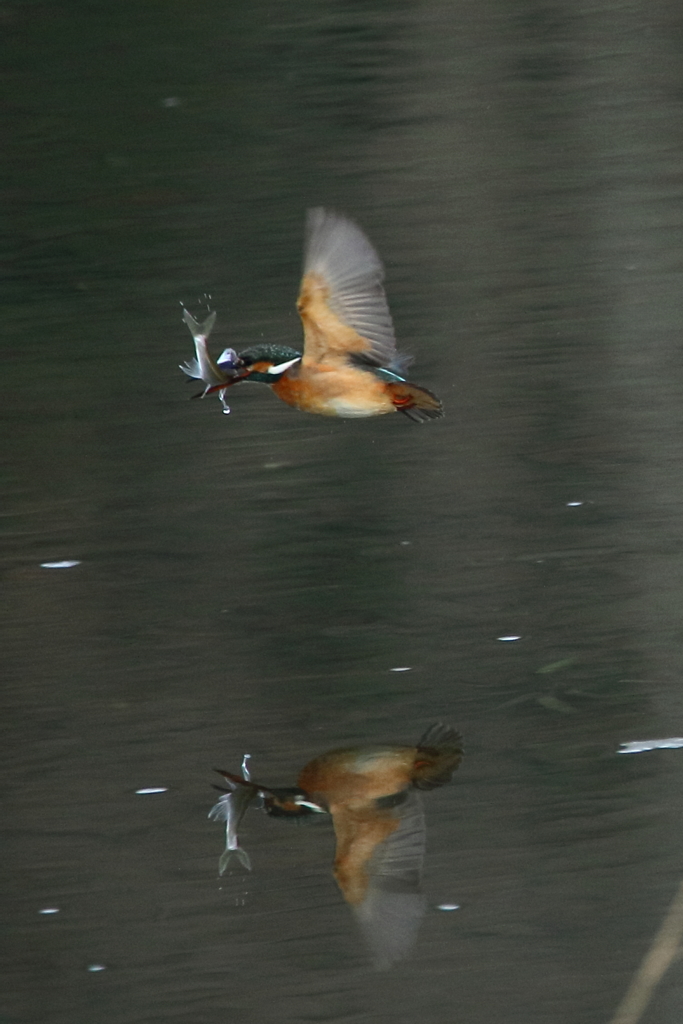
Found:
[618,738,683,754]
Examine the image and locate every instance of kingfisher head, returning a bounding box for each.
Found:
[203,344,301,397]
[235,344,301,382]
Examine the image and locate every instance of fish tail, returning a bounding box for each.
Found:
[218,846,252,876]
[182,307,216,341]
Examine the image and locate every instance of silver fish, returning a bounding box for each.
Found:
[208,754,258,874]
[179,308,240,414]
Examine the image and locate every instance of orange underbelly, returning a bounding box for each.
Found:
[272,367,396,418]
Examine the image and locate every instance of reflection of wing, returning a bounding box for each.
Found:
[334,790,427,970]
[297,208,397,369]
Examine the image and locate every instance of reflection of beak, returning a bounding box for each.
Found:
[213,768,268,794]
[263,790,326,817]
[214,770,325,817]
[295,799,326,813]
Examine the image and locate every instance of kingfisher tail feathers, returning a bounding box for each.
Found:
[385,382,444,422]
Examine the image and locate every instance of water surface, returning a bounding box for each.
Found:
[4,2,683,1022]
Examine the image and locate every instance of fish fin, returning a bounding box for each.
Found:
[207,794,231,821]
[179,359,202,379]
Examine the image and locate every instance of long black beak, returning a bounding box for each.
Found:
[202,370,252,397]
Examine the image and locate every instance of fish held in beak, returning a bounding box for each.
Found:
[179,308,243,413]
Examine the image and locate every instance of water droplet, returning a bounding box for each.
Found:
[87,964,106,973]
[135,787,168,795]
[437,903,460,911]
[566,501,583,507]
[40,560,81,569]
[39,907,60,915]
[390,666,412,672]
[497,635,521,642]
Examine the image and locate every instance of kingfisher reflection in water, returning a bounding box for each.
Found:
[209,724,463,969]
[208,754,257,874]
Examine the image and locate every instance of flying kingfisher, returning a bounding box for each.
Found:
[181,208,444,422]
[211,723,462,968]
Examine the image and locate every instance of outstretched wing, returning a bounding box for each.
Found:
[332,789,427,970]
[297,208,397,369]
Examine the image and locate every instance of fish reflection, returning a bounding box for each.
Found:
[182,209,443,422]
[212,724,462,968]
[208,754,258,873]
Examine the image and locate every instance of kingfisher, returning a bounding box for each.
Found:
[181,208,444,422]
[212,723,462,968]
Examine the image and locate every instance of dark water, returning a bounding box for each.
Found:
[4,2,683,1021]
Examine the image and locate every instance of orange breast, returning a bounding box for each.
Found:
[272,365,396,418]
